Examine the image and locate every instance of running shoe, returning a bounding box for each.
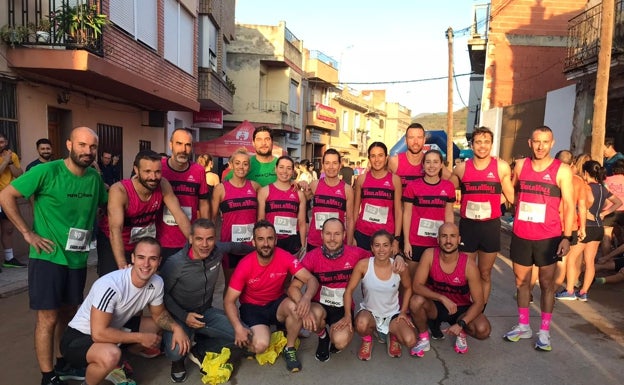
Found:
[188,345,207,375]
[137,346,162,358]
[428,319,445,340]
[534,330,552,352]
[387,334,402,358]
[56,365,85,381]
[576,291,588,302]
[283,346,302,372]
[454,332,468,354]
[503,324,532,342]
[170,358,187,383]
[357,339,373,361]
[409,337,430,358]
[42,375,67,385]
[555,290,577,301]
[315,332,331,362]
[105,366,136,385]
[3,258,26,268]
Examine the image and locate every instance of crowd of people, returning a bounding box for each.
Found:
[0,123,623,385]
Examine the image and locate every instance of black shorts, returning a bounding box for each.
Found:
[0,210,8,220]
[459,217,501,253]
[614,257,624,271]
[320,303,347,326]
[28,259,86,310]
[582,226,604,243]
[510,234,561,267]
[239,295,287,328]
[432,301,471,325]
[60,327,93,368]
[569,230,579,246]
[354,230,372,251]
[277,235,302,255]
[409,245,430,263]
[97,232,132,277]
[602,212,624,227]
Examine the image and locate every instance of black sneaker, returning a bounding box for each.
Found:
[428,319,445,340]
[188,345,206,375]
[283,346,302,372]
[170,358,187,383]
[56,364,86,381]
[42,375,67,385]
[329,343,341,354]
[3,258,26,268]
[315,332,331,362]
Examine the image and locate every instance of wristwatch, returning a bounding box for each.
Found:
[457,319,467,329]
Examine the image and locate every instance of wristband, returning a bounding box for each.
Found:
[562,235,572,242]
[394,235,403,243]
[457,319,467,329]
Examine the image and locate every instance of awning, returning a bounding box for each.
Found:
[194,120,284,158]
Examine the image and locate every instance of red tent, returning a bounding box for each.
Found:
[193,120,283,158]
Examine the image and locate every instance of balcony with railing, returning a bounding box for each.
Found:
[1,0,105,55]
[564,0,624,73]
[307,50,339,85]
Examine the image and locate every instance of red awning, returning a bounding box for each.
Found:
[194,120,284,158]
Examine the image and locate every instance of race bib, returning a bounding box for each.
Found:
[362,203,389,224]
[314,212,339,230]
[465,201,492,220]
[232,224,253,242]
[517,202,546,223]
[319,286,345,307]
[162,206,192,225]
[65,228,91,252]
[417,218,443,238]
[274,216,297,235]
[130,223,157,244]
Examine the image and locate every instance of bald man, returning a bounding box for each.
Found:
[0,127,108,385]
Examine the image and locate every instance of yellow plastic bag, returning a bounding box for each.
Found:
[200,347,233,385]
[255,331,299,365]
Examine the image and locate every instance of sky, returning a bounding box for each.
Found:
[235,0,487,116]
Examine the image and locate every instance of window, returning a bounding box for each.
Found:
[110,0,158,49]
[164,0,194,74]
[342,110,349,133]
[199,15,218,71]
[289,80,299,113]
[139,140,151,151]
[0,81,18,151]
[353,112,360,142]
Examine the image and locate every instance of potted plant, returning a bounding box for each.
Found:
[27,19,52,43]
[50,3,108,46]
[0,24,30,46]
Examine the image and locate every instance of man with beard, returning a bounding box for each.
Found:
[224,126,277,187]
[99,151,121,188]
[451,127,514,311]
[224,220,319,373]
[157,129,210,259]
[409,222,490,357]
[0,133,24,270]
[97,150,192,276]
[26,138,53,172]
[388,123,451,190]
[0,127,107,385]
[160,219,253,382]
[503,126,574,352]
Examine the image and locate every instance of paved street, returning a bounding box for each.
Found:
[1,227,623,385]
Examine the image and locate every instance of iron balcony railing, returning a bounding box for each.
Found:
[565,0,624,72]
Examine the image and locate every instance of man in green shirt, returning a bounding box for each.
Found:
[0,127,108,385]
[224,126,277,187]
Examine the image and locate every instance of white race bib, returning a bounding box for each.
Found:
[274,216,297,235]
[232,224,254,242]
[162,206,192,225]
[362,203,389,224]
[417,218,443,238]
[319,286,345,307]
[65,228,91,252]
[314,212,340,230]
[465,201,492,220]
[517,202,546,223]
[130,223,157,244]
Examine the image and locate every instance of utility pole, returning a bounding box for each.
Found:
[446,27,454,171]
[592,0,614,163]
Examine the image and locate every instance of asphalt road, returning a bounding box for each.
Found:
[1,228,623,385]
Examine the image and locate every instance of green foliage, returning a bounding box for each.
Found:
[49,3,109,44]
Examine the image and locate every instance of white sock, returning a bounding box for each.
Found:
[4,248,14,261]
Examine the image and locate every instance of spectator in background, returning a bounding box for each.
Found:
[604,137,624,176]
[339,157,355,187]
[308,161,318,180]
[221,161,232,182]
[602,159,624,255]
[0,132,24,270]
[99,151,121,188]
[26,138,53,172]
[296,159,313,184]
[354,160,365,176]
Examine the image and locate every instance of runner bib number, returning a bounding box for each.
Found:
[232,224,254,242]
[517,202,546,223]
[314,212,339,230]
[65,228,91,252]
[130,223,157,244]
[162,206,192,225]
[274,216,297,235]
[465,201,492,220]
[319,286,345,307]
[362,203,389,224]
[417,218,443,238]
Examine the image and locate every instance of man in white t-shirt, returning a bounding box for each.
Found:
[60,237,190,385]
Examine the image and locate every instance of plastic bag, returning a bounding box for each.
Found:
[255,331,299,365]
[200,347,233,385]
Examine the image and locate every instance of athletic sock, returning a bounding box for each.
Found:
[3,248,14,261]
[54,357,67,370]
[595,277,607,285]
[518,307,530,326]
[317,328,327,339]
[540,312,553,331]
[362,335,372,342]
[41,371,55,384]
[418,331,430,340]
